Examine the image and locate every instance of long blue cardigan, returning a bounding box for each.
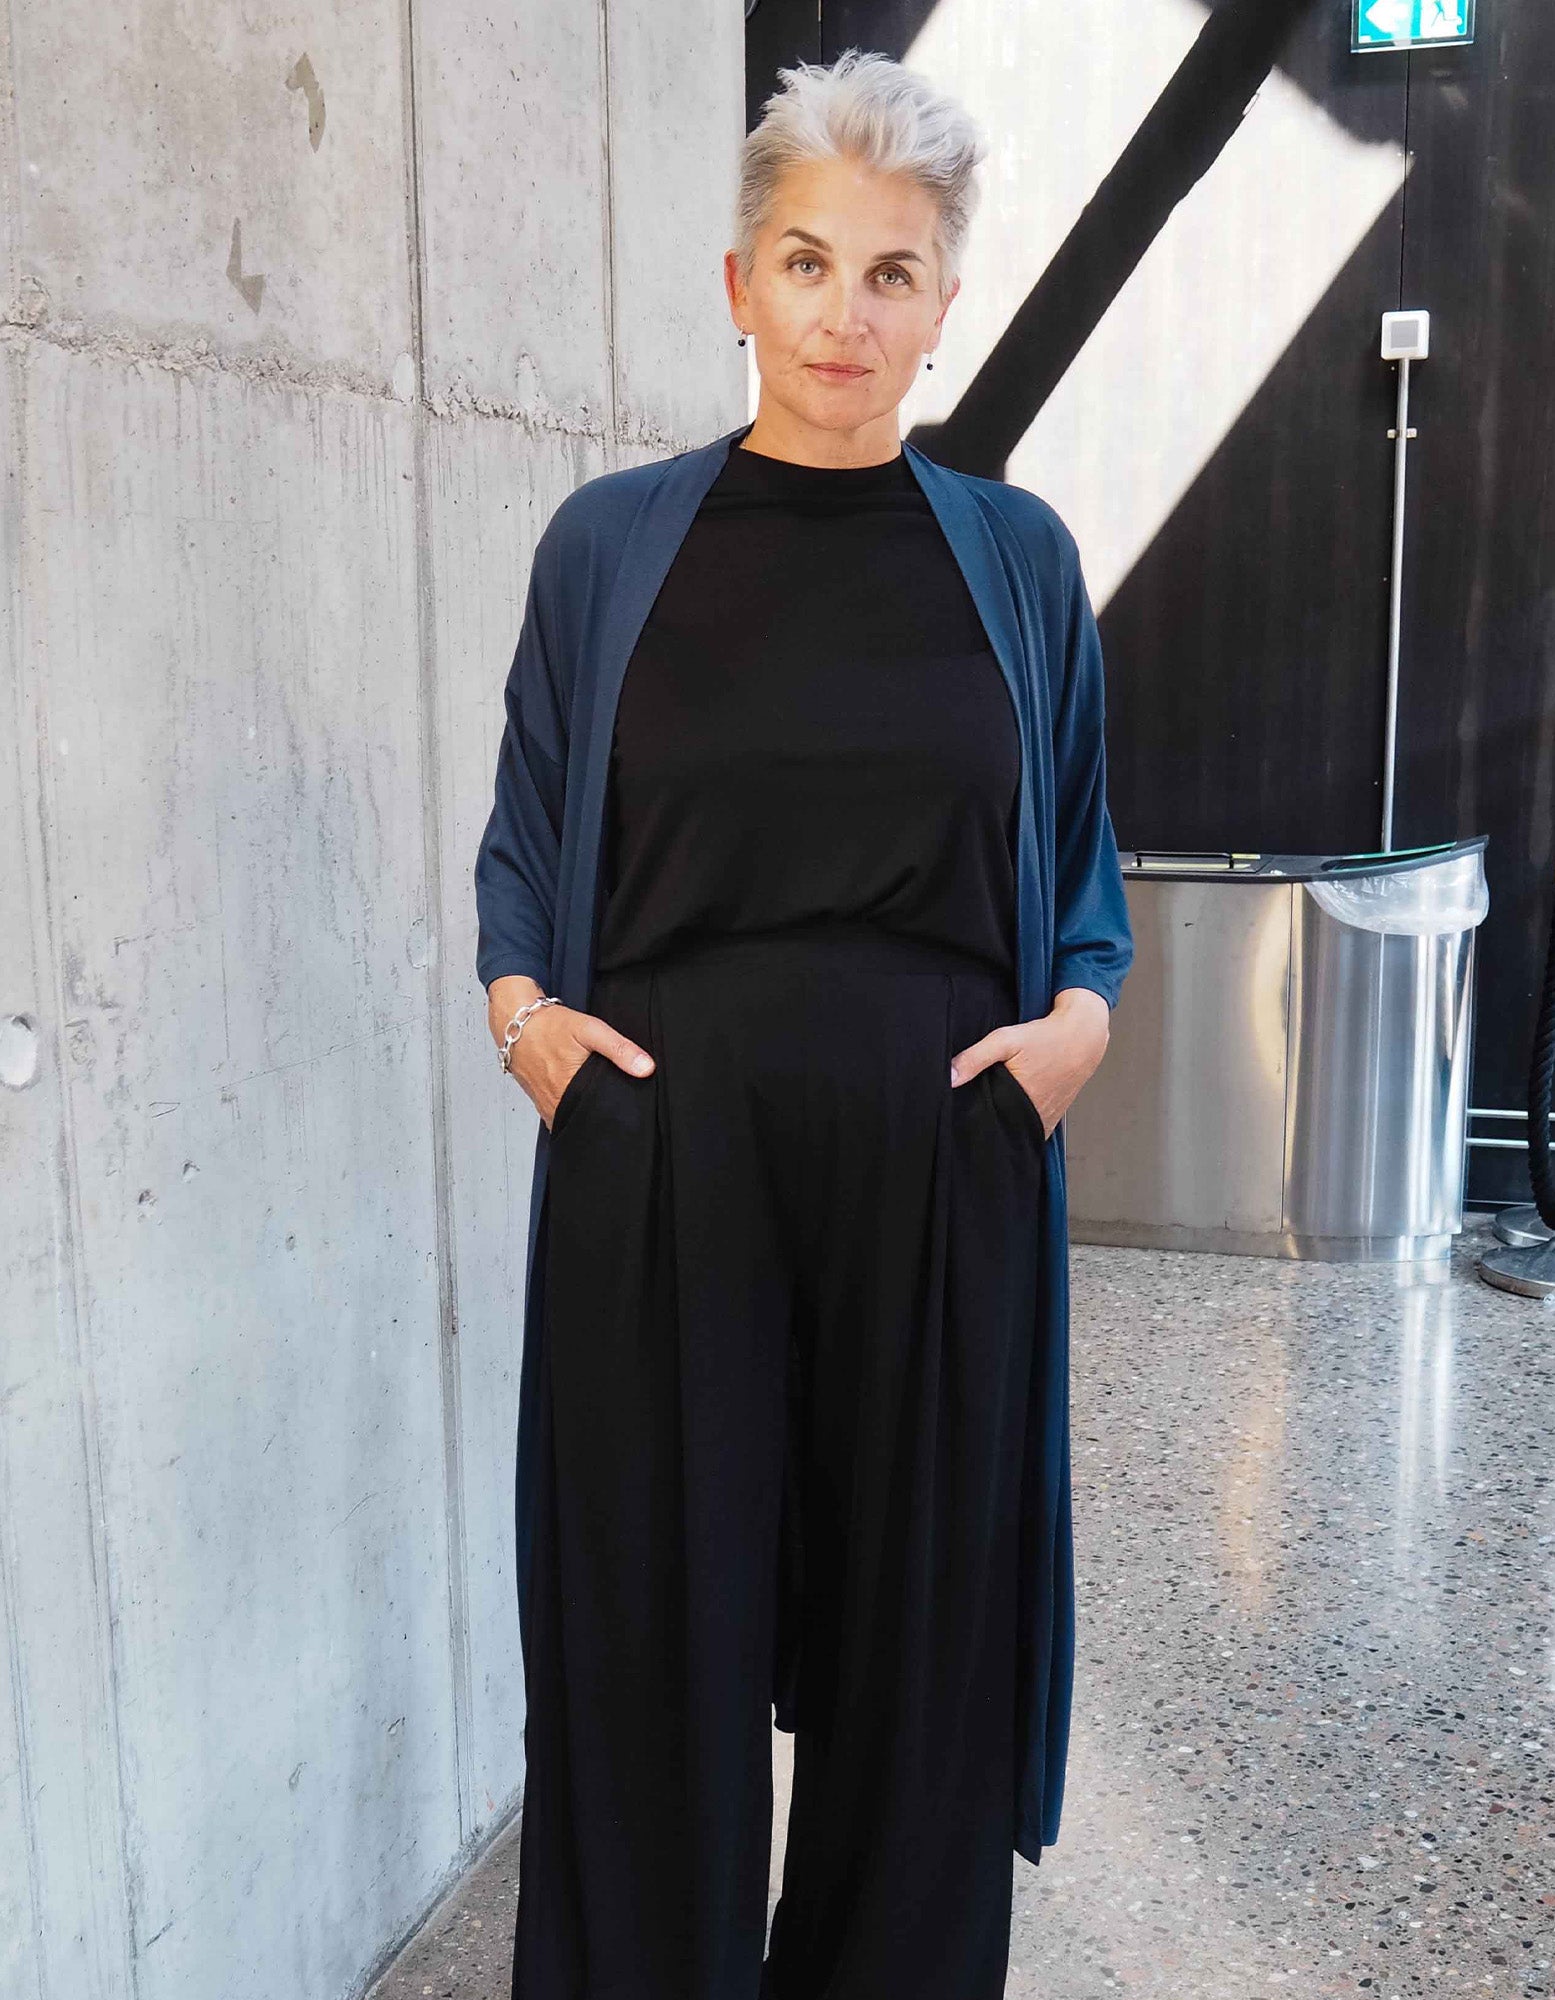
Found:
[474,417,1133,1865]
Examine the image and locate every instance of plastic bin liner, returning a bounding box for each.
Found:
[1303,846,1489,935]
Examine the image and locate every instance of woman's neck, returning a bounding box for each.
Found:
[737,408,904,470]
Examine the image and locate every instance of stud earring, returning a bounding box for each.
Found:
[737,332,748,346]
[924,355,934,370]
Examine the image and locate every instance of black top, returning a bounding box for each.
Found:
[594,433,1021,976]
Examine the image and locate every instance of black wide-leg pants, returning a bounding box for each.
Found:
[512,927,1048,2000]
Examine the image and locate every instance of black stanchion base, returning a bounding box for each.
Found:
[1491,1202,1553,1248]
[1477,1233,1555,1299]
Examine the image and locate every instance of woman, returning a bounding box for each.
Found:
[475,48,1133,2000]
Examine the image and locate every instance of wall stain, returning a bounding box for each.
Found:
[226,220,264,315]
[285,53,325,151]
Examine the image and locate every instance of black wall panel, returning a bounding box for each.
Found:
[1394,7,1555,1198]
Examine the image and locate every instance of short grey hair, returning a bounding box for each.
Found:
[734,49,988,308]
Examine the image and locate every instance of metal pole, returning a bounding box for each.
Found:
[1381,356,1412,853]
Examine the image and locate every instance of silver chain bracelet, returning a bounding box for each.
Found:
[499,993,561,1074]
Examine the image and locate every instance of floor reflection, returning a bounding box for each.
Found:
[993,1214,1552,1997]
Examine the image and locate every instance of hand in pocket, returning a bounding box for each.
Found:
[486,980,657,1131]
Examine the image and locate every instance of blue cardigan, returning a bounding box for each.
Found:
[474,417,1133,1865]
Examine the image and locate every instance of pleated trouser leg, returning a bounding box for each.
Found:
[511,932,1048,2000]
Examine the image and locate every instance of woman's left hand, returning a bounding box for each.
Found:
[949,987,1112,1141]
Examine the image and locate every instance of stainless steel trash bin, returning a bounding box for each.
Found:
[1065,837,1489,1262]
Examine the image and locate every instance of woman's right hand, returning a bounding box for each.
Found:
[486,975,657,1130]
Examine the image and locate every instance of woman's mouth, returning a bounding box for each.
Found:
[807,363,869,381]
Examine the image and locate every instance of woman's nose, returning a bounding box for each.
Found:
[819,285,872,339]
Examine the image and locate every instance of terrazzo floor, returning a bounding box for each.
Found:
[369,1212,1554,1999]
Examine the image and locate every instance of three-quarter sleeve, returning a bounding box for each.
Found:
[1047,528,1134,1011]
[474,522,571,993]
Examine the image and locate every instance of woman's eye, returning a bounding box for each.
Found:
[786,257,910,285]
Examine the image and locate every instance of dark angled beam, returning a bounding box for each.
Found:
[909,0,1321,476]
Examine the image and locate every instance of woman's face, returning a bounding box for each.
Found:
[727,153,957,438]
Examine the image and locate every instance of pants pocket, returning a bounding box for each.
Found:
[988,1056,1052,1147]
[549,1050,606,1139]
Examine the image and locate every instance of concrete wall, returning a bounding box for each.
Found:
[0,6,743,1997]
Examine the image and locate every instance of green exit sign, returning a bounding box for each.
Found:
[1352,0,1476,49]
